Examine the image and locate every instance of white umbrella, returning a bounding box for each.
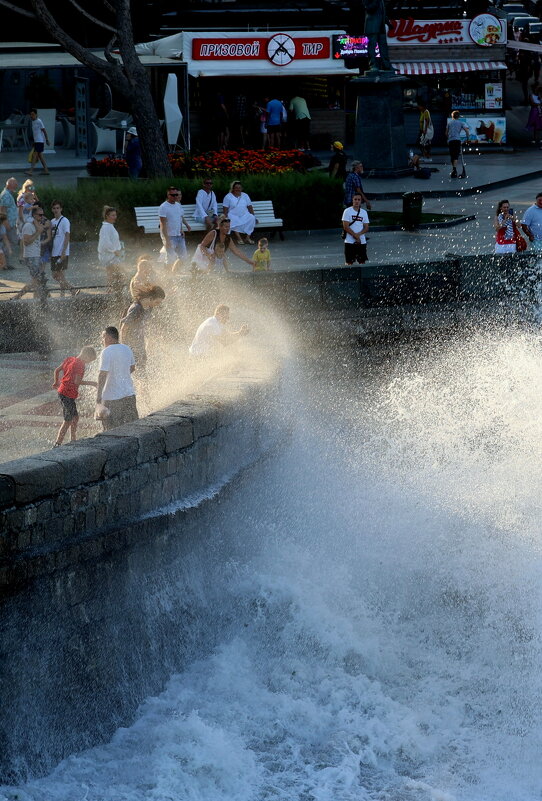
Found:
[164,73,183,147]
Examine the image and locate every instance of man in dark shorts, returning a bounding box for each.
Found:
[52,346,97,446]
[26,109,50,176]
[50,200,79,295]
[341,192,370,265]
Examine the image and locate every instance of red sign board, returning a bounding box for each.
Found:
[387,17,505,46]
[192,35,330,64]
[388,18,463,43]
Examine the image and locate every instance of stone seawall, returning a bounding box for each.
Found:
[0,362,280,588]
[0,362,283,782]
[1,252,539,354]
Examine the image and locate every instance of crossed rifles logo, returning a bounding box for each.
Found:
[267,33,296,65]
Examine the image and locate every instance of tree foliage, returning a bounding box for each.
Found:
[1,0,173,178]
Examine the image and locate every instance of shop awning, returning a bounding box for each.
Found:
[393,61,506,75]
[136,31,353,78]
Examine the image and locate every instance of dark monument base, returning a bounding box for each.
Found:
[353,72,408,176]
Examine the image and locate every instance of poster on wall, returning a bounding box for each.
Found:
[449,115,506,143]
[484,82,503,109]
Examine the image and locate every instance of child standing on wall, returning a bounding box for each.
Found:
[252,238,272,271]
[52,346,97,447]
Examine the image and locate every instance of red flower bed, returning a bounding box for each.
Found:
[87,149,317,177]
[87,156,130,177]
[189,149,316,174]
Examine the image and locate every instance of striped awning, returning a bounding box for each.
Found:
[392,61,506,76]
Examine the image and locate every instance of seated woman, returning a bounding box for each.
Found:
[193,215,255,272]
[222,181,256,245]
[194,177,218,231]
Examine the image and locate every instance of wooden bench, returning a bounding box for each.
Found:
[134,200,284,238]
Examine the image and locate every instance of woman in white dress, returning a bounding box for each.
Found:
[222,180,256,245]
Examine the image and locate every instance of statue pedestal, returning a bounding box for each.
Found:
[352,72,408,176]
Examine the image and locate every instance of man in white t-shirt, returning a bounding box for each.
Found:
[96,326,138,430]
[341,192,370,265]
[26,109,50,177]
[194,178,218,230]
[159,186,191,267]
[521,192,542,252]
[50,200,78,295]
[189,304,249,358]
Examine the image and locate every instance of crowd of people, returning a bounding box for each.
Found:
[52,302,249,447]
[38,183,542,448]
[0,176,78,299]
[212,92,312,151]
[0,174,275,300]
[154,180,272,276]
[4,154,542,445]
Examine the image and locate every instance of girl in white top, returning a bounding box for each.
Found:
[98,205,123,291]
[222,180,256,245]
[494,198,518,254]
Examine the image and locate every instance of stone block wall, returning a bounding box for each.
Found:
[0,361,283,783]
[0,364,281,593]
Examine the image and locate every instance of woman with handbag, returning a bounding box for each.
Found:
[494,199,524,254]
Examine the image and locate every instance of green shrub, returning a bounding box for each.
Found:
[37,173,345,240]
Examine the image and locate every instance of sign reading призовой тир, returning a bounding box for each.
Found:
[192,35,331,63]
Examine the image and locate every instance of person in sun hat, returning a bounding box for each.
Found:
[124,126,142,179]
[328,140,348,181]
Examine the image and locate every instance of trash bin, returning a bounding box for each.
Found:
[402,191,423,229]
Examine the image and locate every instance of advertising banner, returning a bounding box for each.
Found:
[387,15,506,46]
[484,82,503,109]
[449,115,506,143]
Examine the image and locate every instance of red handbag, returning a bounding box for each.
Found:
[513,223,527,251]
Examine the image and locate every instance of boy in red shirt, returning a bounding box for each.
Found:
[52,346,97,446]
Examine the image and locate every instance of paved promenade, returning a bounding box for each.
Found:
[1,149,542,464]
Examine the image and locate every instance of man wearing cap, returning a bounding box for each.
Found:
[344,161,372,209]
[124,127,142,179]
[328,141,348,181]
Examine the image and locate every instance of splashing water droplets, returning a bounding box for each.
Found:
[3,328,542,801]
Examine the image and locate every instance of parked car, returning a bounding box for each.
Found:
[512,14,540,26]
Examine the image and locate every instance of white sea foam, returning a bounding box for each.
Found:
[3,331,542,801]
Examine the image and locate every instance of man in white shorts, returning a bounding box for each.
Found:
[189,304,248,358]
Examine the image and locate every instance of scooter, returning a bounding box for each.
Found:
[458,143,467,179]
